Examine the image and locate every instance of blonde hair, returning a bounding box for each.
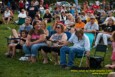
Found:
[107,18,115,25]
[41,20,47,29]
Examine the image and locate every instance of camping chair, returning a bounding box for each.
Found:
[93,44,107,67]
[17,18,25,25]
[70,51,90,70]
[5,37,22,50]
[65,31,71,40]
[75,51,87,67]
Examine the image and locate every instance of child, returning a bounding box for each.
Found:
[105,31,115,69]
[5,30,27,58]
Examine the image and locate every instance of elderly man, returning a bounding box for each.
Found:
[60,29,90,69]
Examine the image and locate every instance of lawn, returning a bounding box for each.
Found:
[0,13,113,77]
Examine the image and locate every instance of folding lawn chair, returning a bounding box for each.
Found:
[17,18,25,25]
[93,44,107,67]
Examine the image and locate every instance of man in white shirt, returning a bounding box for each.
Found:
[60,29,90,68]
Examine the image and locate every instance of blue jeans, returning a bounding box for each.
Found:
[60,46,85,67]
[23,43,47,57]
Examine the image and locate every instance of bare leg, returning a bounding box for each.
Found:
[110,61,115,69]
[2,17,6,24]
[108,72,115,77]
[7,17,11,24]
[7,44,12,54]
[31,56,36,63]
[41,49,48,64]
[12,44,16,57]
[112,61,115,65]
[52,52,59,65]
[12,29,19,38]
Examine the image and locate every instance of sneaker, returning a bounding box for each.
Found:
[19,56,28,61]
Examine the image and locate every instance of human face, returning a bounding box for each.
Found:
[76,33,83,39]
[21,32,26,38]
[108,19,114,25]
[34,22,41,30]
[90,18,95,24]
[55,25,62,33]
[25,18,31,24]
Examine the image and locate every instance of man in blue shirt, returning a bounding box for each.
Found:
[12,16,33,38]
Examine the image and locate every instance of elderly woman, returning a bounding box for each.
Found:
[23,21,47,63]
[64,13,75,28]
[84,15,99,47]
[43,9,52,23]
[41,23,67,65]
[94,18,115,47]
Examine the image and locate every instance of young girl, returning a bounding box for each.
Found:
[5,30,27,58]
[105,31,115,69]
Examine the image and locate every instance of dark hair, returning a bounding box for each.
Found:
[29,21,44,35]
[20,30,28,37]
[55,16,60,20]
[32,21,39,28]
[75,29,84,36]
[35,15,40,19]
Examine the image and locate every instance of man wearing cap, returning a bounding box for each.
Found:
[84,15,99,47]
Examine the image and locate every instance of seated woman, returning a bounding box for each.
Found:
[105,31,115,69]
[43,9,52,23]
[32,15,42,25]
[40,20,49,37]
[23,21,47,63]
[16,9,27,25]
[41,23,67,65]
[74,17,85,29]
[94,18,115,47]
[2,7,13,24]
[70,17,85,34]
[52,16,64,31]
[64,13,75,30]
[84,15,99,47]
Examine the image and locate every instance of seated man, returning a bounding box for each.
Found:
[60,29,90,69]
[12,16,33,38]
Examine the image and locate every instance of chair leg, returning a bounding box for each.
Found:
[79,51,85,67]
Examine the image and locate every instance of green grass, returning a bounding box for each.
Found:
[0,13,113,77]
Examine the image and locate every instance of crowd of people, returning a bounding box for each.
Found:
[0,0,115,71]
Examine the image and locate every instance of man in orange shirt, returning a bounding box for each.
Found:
[74,17,85,29]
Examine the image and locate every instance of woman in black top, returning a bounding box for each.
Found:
[94,18,115,47]
[43,9,52,23]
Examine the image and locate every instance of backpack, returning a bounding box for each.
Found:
[89,56,103,69]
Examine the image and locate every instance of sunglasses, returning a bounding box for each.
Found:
[56,27,61,29]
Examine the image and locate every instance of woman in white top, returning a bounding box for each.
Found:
[18,9,27,18]
[39,5,44,14]
[2,7,13,24]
